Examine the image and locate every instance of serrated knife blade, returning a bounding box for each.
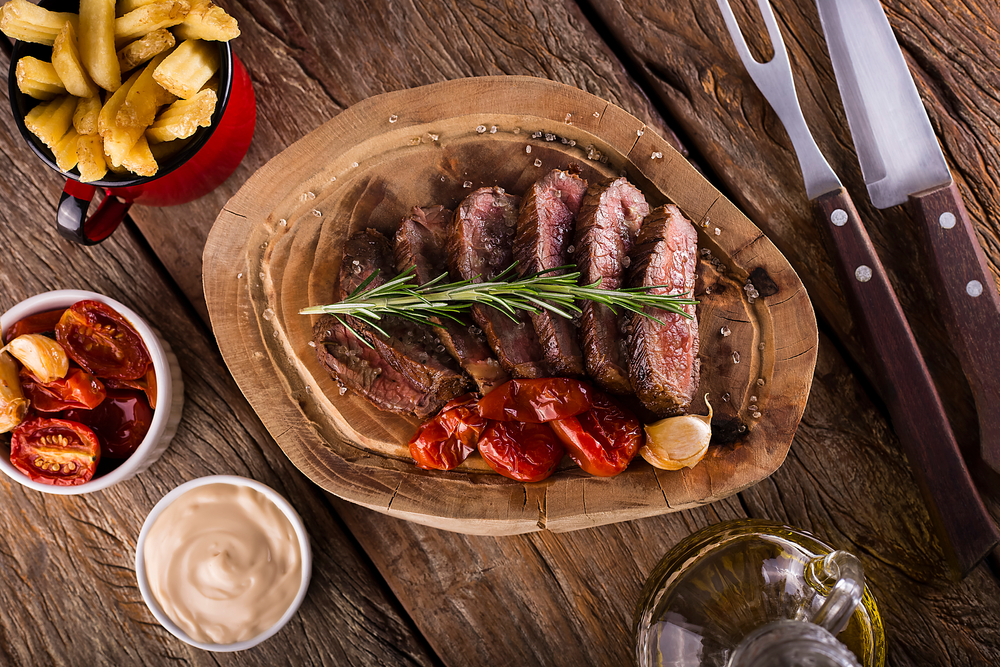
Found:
[818,0,1000,474]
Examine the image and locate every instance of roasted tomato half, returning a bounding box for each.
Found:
[478,420,565,482]
[550,392,644,477]
[55,301,151,380]
[64,389,153,459]
[20,366,107,413]
[104,365,157,409]
[409,394,488,471]
[477,378,593,423]
[3,308,66,344]
[10,417,100,485]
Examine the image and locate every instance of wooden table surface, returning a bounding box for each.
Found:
[2,0,1000,665]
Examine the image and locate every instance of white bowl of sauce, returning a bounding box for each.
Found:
[135,475,312,651]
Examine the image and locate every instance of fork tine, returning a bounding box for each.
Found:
[755,0,788,63]
[716,0,760,70]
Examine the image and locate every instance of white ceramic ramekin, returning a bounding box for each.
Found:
[134,475,313,652]
[0,289,184,494]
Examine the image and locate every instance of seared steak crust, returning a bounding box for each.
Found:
[573,177,650,394]
[339,229,470,401]
[514,169,588,377]
[313,315,444,418]
[394,206,509,394]
[449,187,549,379]
[626,205,699,417]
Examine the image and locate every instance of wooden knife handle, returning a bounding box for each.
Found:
[908,182,1000,472]
[814,187,998,578]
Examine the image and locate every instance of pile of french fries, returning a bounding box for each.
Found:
[1,0,239,182]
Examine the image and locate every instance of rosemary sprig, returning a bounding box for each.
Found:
[300,263,698,344]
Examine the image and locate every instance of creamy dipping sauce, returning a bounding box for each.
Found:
[143,483,302,644]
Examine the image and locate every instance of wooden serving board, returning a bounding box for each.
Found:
[203,77,817,535]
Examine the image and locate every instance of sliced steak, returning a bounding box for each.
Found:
[313,315,443,418]
[515,169,589,377]
[394,206,509,394]
[626,204,699,417]
[339,229,471,402]
[449,187,549,379]
[573,177,650,394]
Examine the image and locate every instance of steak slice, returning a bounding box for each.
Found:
[515,169,589,377]
[626,204,699,417]
[449,187,548,379]
[313,315,443,418]
[573,177,650,394]
[394,206,509,394]
[339,229,471,402]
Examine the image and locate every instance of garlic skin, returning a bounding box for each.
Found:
[641,395,713,471]
[0,351,29,433]
[2,334,69,383]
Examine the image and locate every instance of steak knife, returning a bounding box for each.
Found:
[717,0,999,577]
[816,0,1000,472]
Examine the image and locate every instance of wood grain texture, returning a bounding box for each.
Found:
[202,76,817,534]
[0,54,435,666]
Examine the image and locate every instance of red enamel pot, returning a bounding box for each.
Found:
[7,1,256,245]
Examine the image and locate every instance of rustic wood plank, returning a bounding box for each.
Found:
[0,61,436,667]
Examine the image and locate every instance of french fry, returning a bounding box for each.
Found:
[116,28,175,72]
[99,71,145,166]
[121,135,157,177]
[148,135,191,162]
[15,57,66,100]
[114,1,189,46]
[0,0,78,47]
[76,134,108,182]
[52,22,98,98]
[52,128,80,172]
[24,95,76,150]
[73,95,102,135]
[152,38,217,99]
[172,0,238,42]
[145,88,215,143]
[80,0,122,92]
[116,0,158,17]
[117,52,171,128]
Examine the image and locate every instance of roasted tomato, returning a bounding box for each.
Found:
[20,366,106,413]
[104,365,157,409]
[10,417,100,485]
[550,392,644,477]
[478,420,565,482]
[55,301,151,380]
[477,378,593,423]
[3,309,65,344]
[409,394,488,470]
[64,388,153,459]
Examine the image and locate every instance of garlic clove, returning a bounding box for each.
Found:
[0,351,29,433]
[640,395,713,471]
[2,334,69,383]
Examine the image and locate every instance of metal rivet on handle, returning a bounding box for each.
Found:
[967,280,984,297]
[831,209,848,226]
[855,265,872,282]
[939,212,956,229]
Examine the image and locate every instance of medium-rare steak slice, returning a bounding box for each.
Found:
[515,169,588,377]
[573,177,650,394]
[312,315,444,418]
[449,187,548,379]
[339,228,471,402]
[394,206,509,394]
[626,204,699,417]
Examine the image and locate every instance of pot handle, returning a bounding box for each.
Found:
[57,180,132,245]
